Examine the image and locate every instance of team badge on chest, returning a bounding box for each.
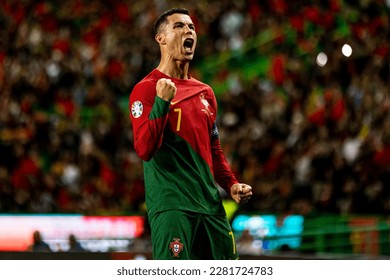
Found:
[131,101,143,118]
[200,93,213,116]
[169,238,184,258]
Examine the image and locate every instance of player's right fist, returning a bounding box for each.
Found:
[156,78,176,102]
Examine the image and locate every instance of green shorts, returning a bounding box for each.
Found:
[149,210,238,260]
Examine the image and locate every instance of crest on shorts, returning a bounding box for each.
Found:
[131,101,143,118]
[169,238,184,258]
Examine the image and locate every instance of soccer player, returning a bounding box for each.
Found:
[129,7,252,259]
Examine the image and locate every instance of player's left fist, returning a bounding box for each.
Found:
[230,183,252,204]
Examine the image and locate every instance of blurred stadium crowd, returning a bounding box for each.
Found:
[0,0,389,217]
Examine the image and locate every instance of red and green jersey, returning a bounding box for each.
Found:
[129,69,238,218]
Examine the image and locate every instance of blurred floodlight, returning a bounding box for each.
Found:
[316,52,328,67]
[342,44,352,57]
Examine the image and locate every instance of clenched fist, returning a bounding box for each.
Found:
[156,78,176,102]
[230,183,252,204]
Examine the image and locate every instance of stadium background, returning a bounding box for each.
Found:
[0,0,389,259]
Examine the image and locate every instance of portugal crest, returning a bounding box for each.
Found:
[200,93,213,116]
[169,238,184,258]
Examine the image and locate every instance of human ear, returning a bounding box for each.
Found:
[155,33,166,45]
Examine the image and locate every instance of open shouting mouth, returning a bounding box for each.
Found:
[183,38,194,53]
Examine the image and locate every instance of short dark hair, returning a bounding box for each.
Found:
[154,8,189,35]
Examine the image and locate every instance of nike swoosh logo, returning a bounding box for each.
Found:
[170,99,183,105]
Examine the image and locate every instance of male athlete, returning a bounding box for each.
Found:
[129,8,252,259]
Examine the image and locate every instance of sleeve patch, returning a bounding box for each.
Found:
[131,101,143,118]
[211,122,219,140]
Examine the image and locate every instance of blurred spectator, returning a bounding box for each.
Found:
[28,230,52,252]
[236,229,262,256]
[67,234,87,252]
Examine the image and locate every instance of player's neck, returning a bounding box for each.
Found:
[156,59,190,80]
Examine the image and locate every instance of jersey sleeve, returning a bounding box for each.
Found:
[129,82,171,161]
[211,122,239,194]
[207,89,238,194]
